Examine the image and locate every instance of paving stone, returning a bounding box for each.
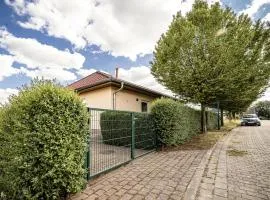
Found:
[131,194,144,200]
[195,121,270,200]
[214,188,228,198]
[120,193,133,200]
[85,194,98,200]
[72,192,89,200]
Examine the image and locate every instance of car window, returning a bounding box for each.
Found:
[243,114,257,118]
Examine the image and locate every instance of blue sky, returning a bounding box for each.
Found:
[0,0,270,103]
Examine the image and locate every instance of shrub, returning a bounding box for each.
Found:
[100,111,155,149]
[151,98,218,146]
[151,98,200,146]
[0,107,20,199]
[0,80,88,199]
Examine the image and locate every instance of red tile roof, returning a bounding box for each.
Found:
[68,71,174,98]
[68,71,111,90]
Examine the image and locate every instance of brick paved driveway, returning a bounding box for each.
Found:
[196,120,270,200]
[72,149,208,200]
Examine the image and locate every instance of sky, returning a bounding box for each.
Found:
[0,0,270,104]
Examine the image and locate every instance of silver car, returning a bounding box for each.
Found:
[240,114,261,126]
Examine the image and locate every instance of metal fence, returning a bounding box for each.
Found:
[85,108,156,180]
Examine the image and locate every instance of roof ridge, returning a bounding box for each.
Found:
[67,70,111,87]
[96,71,112,78]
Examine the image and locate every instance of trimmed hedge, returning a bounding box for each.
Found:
[100,111,155,149]
[0,80,88,199]
[151,98,218,146]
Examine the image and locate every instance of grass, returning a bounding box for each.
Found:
[222,119,240,131]
[162,131,227,151]
[227,149,248,156]
[163,119,239,151]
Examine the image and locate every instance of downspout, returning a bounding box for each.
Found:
[113,82,124,110]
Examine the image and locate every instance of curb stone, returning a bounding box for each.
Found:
[183,131,233,200]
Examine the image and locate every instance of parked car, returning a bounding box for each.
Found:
[240,114,261,126]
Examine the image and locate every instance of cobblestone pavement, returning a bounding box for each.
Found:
[72,149,208,200]
[196,120,270,200]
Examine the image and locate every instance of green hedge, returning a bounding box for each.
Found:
[151,98,218,146]
[100,111,155,149]
[0,80,88,199]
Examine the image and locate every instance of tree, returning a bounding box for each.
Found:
[254,101,270,119]
[151,0,270,132]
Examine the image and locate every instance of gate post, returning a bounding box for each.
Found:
[217,101,220,130]
[131,113,135,159]
[86,107,90,180]
[86,150,90,180]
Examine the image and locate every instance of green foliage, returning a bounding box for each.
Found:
[151,0,270,116]
[150,98,218,146]
[0,107,19,199]
[100,111,131,146]
[254,101,270,119]
[0,80,88,199]
[100,111,155,149]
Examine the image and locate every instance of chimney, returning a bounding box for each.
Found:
[115,67,119,79]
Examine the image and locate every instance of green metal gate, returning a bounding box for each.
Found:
[85,108,156,180]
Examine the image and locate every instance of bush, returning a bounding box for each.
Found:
[151,98,200,146]
[0,80,88,199]
[0,107,19,199]
[151,98,218,146]
[100,111,155,149]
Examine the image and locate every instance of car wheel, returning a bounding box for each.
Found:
[258,123,261,126]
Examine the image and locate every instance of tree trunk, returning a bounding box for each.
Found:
[232,112,236,119]
[201,104,207,133]
[220,108,224,126]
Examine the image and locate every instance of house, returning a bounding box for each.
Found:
[68,69,172,112]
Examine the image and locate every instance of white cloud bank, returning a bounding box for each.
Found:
[0,54,19,81]
[241,0,270,19]
[5,0,219,60]
[0,28,85,82]
[118,66,173,96]
[263,13,270,22]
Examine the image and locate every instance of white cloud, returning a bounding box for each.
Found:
[263,13,270,22]
[0,28,85,70]
[241,0,270,18]
[5,0,219,60]
[118,66,173,96]
[19,67,77,82]
[76,68,97,77]
[0,54,19,81]
[0,88,19,104]
[0,27,86,82]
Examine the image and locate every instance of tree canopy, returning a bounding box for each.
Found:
[252,101,270,119]
[151,0,270,131]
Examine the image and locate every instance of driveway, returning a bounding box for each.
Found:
[196,120,270,200]
[72,121,270,200]
[72,148,209,200]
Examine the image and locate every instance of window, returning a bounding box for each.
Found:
[141,102,148,112]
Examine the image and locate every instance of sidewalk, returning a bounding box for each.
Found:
[195,121,270,200]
